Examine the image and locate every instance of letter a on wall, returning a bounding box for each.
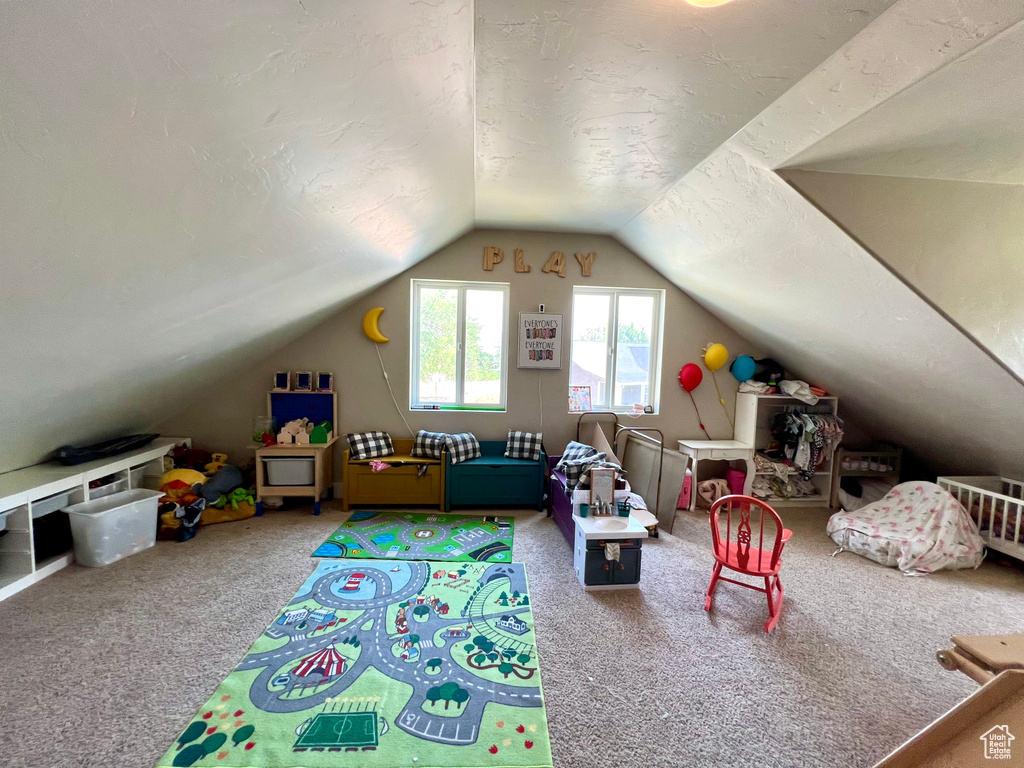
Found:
[542,251,566,278]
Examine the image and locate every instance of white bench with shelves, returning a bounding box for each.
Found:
[0,437,182,602]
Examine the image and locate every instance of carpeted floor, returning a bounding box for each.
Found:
[2,504,1023,768]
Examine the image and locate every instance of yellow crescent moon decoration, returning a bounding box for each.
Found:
[362,307,389,343]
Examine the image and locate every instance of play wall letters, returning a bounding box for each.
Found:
[483,246,596,278]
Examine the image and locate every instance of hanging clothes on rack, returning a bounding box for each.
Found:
[768,411,844,480]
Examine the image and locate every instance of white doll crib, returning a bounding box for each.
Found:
[938,476,1024,562]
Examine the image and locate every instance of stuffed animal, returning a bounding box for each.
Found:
[195,464,244,504]
[204,452,229,475]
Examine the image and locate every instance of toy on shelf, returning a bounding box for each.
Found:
[253,416,276,447]
[277,418,314,445]
[316,372,334,392]
[310,421,334,444]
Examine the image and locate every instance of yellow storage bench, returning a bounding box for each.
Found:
[342,439,445,512]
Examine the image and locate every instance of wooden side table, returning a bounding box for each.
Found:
[676,439,755,511]
[255,437,337,516]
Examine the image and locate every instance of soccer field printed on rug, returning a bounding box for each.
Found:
[312,511,514,563]
[158,559,551,768]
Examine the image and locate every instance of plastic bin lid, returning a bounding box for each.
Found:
[63,488,163,516]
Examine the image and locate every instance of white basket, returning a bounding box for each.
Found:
[264,457,315,486]
[63,489,163,567]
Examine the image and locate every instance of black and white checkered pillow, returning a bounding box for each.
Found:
[558,441,598,467]
[411,430,447,460]
[444,432,481,465]
[505,430,543,462]
[346,431,394,461]
[558,452,607,494]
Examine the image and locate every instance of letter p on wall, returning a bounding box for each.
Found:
[483,246,504,271]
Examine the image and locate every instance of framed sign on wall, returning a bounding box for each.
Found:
[517,313,562,369]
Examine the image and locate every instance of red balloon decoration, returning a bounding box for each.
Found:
[679,363,712,439]
[679,363,703,392]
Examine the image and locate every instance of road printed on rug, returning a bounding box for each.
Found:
[312,511,514,563]
[157,559,551,768]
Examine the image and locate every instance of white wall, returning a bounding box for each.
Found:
[617,0,1024,477]
[784,171,1024,381]
[0,0,475,474]
[159,230,763,474]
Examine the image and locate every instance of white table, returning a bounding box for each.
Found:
[676,439,755,511]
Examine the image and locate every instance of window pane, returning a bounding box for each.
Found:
[417,287,458,403]
[570,292,610,406]
[464,289,504,405]
[613,294,654,407]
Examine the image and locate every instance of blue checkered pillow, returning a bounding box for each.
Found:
[505,430,543,462]
[412,430,447,460]
[444,432,481,465]
[345,431,394,461]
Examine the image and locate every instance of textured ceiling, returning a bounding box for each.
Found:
[785,20,1024,184]
[474,0,895,232]
[2,0,1023,475]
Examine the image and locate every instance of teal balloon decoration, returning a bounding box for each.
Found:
[731,355,756,382]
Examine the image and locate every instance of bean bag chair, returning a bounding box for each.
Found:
[827,481,985,575]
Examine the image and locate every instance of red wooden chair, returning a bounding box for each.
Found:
[705,495,792,633]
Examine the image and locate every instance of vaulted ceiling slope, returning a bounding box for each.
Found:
[618,0,1024,476]
[2,0,1022,476]
[0,0,475,472]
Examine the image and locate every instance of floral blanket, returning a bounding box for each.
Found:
[827,481,985,575]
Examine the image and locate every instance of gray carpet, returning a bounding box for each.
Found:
[2,505,1023,768]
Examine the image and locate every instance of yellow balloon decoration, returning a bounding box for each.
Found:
[703,343,728,371]
[704,342,735,430]
[362,307,389,343]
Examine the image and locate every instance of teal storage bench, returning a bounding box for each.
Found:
[445,440,547,512]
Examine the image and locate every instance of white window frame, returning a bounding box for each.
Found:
[410,279,510,412]
[569,286,665,414]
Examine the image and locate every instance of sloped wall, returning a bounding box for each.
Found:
[159,230,762,475]
[0,0,475,474]
[783,171,1024,382]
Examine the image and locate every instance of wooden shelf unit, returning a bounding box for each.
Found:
[734,393,840,508]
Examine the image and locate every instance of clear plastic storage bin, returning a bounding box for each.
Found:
[263,457,315,486]
[63,489,163,567]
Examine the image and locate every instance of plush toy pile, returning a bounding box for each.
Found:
[157,448,257,542]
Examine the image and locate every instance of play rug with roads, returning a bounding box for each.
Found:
[158,558,551,768]
[312,511,514,563]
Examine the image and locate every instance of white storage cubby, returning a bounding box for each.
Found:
[0,437,182,602]
[734,393,840,507]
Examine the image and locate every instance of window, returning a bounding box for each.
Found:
[569,287,664,412]
[410,280,509,411]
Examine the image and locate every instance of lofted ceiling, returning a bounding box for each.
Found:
[785,19,1024,184]
[2,0,1023,475]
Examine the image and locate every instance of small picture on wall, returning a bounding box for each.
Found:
[295,372,313,391]
[568,385,592,413]
[518,312,562,369]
